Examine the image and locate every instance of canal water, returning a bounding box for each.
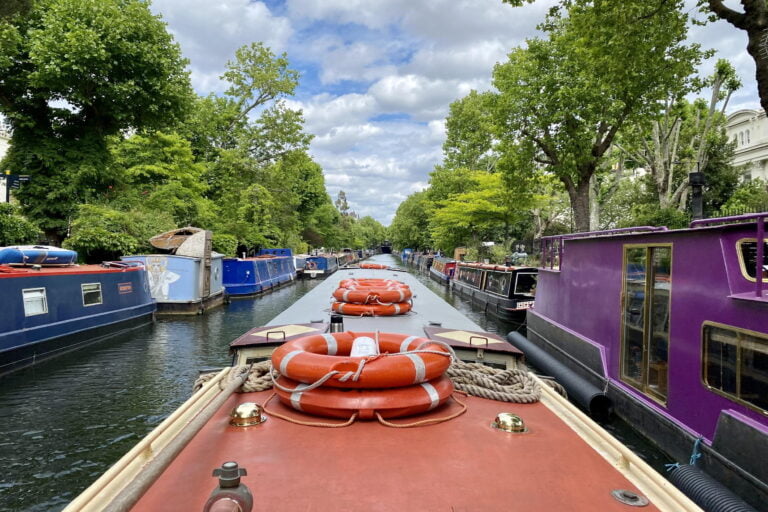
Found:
[0,256,670,511]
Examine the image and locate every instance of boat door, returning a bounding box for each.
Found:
[620,245,672,404]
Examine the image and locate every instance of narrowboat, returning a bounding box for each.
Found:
[303,253,339,278]
[429,256,457,284]
[222,250,296,298]
[122,229,224,314]
[513,213,768,510]
[451,262,538,323]
[65,255,701,512]
[0,259,154,375]
[0,245,78,266]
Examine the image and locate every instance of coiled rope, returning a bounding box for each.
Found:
[446,360,543,403]
[193,361,276,394]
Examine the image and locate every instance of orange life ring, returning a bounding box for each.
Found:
[359,263,388,269]
[332,301,411,316]
[274,374,454,419]
[338,278,408,289]
[271,331,450,388]
[332,286,413,304]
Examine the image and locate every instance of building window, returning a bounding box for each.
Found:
[746,129,751,144]
[23,288,48,316]
[740,132,744,145]
[82,283,103,306]
[703,322,768,413]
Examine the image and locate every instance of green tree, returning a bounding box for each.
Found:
[389,191,432,250]
[494,0,701,231]
[443,91,498,171]
[0,0,192,239]
[0,202,40,245]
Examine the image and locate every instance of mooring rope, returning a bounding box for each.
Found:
[193,353,563,416]
[446,360,542,403]
[193,361,276,394]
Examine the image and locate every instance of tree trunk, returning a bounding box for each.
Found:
[567,178,592,233]
[747,27,768,116]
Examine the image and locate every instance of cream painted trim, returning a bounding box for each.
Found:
[537,374,702,512]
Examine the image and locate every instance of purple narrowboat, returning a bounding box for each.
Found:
[511,214,768,509]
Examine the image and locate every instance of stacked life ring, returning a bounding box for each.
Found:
[332,278,412,316]
[271,331,454,419]
[359,263,388,269]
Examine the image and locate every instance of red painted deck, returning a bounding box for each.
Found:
[133,390,659,511]
[0,264,141,278]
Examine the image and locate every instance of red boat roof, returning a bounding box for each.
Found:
[0,264,144,278]
[130,389,665,511]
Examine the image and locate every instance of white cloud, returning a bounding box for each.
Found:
[146,0,763,224]
[150,0,292,93]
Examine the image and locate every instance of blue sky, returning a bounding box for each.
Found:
[149,0,761,225]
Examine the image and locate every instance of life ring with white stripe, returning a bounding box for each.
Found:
[332,301,411,316]
[359,263,388,269]
[332,286,413,304]
[274,374,454,419]
[338,278,407,289]
[270,331,451,388]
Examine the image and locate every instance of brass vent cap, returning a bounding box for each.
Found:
[492,412,527,433]
[230,402,267,427]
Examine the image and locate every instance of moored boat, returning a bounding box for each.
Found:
[65,255,702,512]
[302,253,339,278]
[0,259,154,375]
[451,262,537,323]
[513,214,768,510]
[122,228,224,314]
[223,249,296,298]
[429,256,456,284]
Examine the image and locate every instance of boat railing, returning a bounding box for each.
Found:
[692,212,767,298]
[538,226,668,270]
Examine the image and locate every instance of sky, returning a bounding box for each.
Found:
[148,0,761,225]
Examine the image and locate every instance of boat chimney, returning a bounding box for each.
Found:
[329,314,344,333]
[689,171,706,221]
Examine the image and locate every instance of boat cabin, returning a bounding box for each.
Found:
[530,213,768,509]
[451,262,537,322]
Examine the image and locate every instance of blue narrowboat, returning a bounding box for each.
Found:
[0,261,155,375]
[223,252,296,298]
[303,254,339,278]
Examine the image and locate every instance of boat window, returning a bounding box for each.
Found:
[457,267,483,288]
[514,272,537,297]
[736,239,768,281]
[22,288,48,316]
[704,323,768,413]
[82,283,103,306]
[620,245,671,403]
[485,271,512,296]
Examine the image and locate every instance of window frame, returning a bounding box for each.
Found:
[81,282,103,307]
[22,287,48,317]
[701,321,768,416]
[735,237,768,282]
[619,243,673,405]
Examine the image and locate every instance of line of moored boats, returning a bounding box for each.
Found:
[0,227,377,375]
